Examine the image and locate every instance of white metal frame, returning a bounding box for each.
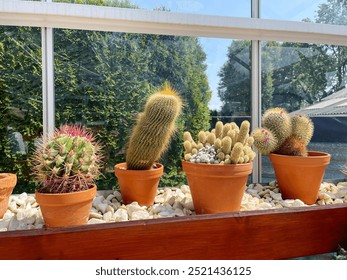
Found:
[1,0,346,182]
[1,1,347,45]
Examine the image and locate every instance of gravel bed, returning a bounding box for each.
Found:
[1,181,346,231]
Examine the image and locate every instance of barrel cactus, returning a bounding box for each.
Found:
[32,124,103,193]
[183,120,256,164]
[252,108,314,156]
[126,83,183,170]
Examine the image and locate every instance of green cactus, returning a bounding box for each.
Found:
[126,84,182,170]
[215,121,223,139]
[252,107,314,157]
[291,114,314,145]
[221,136,232,154]
[32,124,103,193]
[262,108,291,147]
[230,143,244,164]
[214,138,222,149]
[184,120,255,165]
[252,128,278,155]
[198,131,207,144]
[237,120,251,144]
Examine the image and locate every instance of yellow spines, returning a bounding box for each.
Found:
[183,140,192,153]
[214,138,222,149]
[237,120,250,144]
[126,83,182,170]
[206,132,216,145]
[215,121,223,139]
[222,123,231,138]
[183,120,255,164]
[221,136,232,154]
[251,107,314,157]
[252,128,278,155]
[262,107,291,147]
[230,142,243,164]
[198,131,207,144]
[291,114,314,145]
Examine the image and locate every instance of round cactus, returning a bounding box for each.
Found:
[252,107,314,157]
[262,107,291,147]
[32,124,103,193]
[252,128,278,155]
[291,114,314,145]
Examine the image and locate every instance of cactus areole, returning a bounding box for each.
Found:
[32,124,103,193]
[125,84,182,170]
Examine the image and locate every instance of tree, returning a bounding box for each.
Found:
[217,40,251,118]
[0,1,211,191]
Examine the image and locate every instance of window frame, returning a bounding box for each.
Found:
[1,0,346,182]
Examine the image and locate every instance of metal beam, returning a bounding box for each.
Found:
[1,0,347,46]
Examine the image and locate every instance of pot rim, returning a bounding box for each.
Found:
[114,162,164,174]
[269,151,330,158]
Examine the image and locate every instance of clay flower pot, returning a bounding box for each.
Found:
[182,161,253,214]
[35,185,96,228]
[114,162,163,206]
[0,173,17,218]
[269,151,331,204]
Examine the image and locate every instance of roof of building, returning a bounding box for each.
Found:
[292,87,347,117]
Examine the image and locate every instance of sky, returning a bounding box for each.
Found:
[129,0,325,110]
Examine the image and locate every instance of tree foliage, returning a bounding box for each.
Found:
[0,1,211,192]
[218,0,347,114]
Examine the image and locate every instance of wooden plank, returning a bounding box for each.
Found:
[0,204,346,260]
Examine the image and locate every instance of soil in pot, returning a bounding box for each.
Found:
[182,161,253,214]
[114,162,163,206]
[269,151,331,204]
[35,185,96,228]
[0,173,17,218]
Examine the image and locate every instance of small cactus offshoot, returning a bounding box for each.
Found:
[251,107,314,157]
[32,124,103,193]
[183,120,256,164]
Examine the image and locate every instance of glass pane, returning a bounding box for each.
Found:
[53,0,251,17]
[262,0,347,26]
[261,41,347,183]
[0,26,42,194]
[53,28,251,189]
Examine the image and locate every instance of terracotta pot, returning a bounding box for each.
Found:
[114,162,163,206]
[269,151,331,204]
[0,173,17,218]
[35,185,96,228]
[182,161,253,214]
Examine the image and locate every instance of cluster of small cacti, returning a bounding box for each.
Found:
[251,107,314,156]
[183,120,256,164]
[32,124,103,193]
[126,83,182,170]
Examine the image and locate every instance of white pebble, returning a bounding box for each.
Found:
[114,208,128,221]
[93,196,105,208]
[103,211,113,222]
[96,203,108,214]
[88,218,106,224]
[89,212,103,219]
[131,210,150,220]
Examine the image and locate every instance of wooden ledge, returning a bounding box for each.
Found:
[1,204,347,260]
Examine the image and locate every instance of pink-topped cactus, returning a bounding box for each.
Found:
[32,124,103,193]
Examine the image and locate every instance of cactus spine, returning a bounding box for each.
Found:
[32,124,103,193]
[126,83,182,170]
[252,108,314,157]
